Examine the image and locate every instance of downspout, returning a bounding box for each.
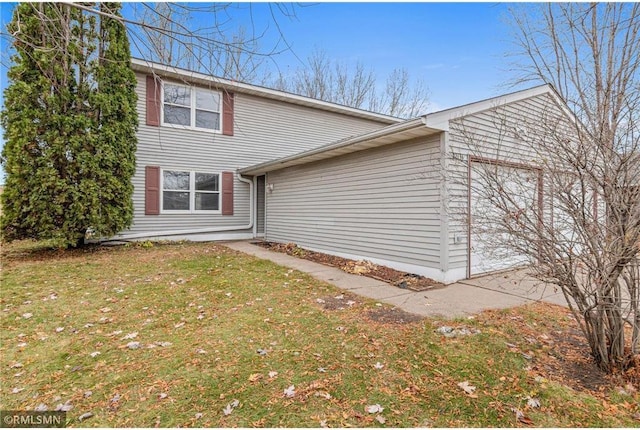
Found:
[102,173,254,242]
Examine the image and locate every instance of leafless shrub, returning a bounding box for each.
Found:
[448,3,639,373]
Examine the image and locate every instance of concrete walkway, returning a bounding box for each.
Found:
[223,241,568,319]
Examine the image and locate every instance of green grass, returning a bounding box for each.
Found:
[1,240,638,427]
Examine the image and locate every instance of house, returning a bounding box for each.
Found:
[117,58,575,284]
[123,58,399,242]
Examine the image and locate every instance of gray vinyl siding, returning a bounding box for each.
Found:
[265,135,443,271]
[125,72,390,236]
[445,92,571,272]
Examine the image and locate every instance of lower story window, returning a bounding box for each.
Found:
[162,170,220,212]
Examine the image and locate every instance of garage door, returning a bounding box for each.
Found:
[469,160,540,276]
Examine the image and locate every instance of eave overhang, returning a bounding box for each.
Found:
[239,118,443,176]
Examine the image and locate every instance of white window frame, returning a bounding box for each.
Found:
[161,82,222,132]
[160,169,221,214]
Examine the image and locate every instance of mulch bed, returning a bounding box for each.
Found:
[255,241,446,292]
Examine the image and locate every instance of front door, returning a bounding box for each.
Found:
[256,175,266,236]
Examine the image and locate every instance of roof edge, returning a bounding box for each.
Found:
[238,84,576,176]
[130,58,401,125]
[239,118,436,175]
[422,84,558,130]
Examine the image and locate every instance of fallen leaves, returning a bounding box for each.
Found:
[154,341,172,348]
[511,407,534,426]
[78,412,94,422]
[109,393,121,410]
[526,396,541,408]
[3,242,638,428]
[365,404,384,414]
[314,391,332,400]
[223,399,240,416]
[283,385,296,398]
[55,400,73,412]
[457,381,477,398]
[342,260,377,275]
[258,241,444,291]
[248,373,263,383]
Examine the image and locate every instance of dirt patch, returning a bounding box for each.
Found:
[314,293,424,324]
[314,290,424,325]
[315,293,361,311]
[256,241,446,292]
[367,307,425,324]
[479,303,640,395]
[530,320,640,394]
[538,328,612,392]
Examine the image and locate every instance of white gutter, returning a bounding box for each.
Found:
[103,174,254,242]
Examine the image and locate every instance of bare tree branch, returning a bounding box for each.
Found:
[457,3,639,372]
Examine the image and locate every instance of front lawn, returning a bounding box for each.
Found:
[1,241,638,427]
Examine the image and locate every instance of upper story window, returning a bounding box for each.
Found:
[163,83,221,131]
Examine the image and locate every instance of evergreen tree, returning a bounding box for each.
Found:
[1,3,138,247]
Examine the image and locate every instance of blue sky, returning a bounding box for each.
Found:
[209,2,517,112]
[0,2,528,182]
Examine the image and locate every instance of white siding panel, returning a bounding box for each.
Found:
[124,72,390,237]
[445,93,571,272]
[266,136,443,271]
